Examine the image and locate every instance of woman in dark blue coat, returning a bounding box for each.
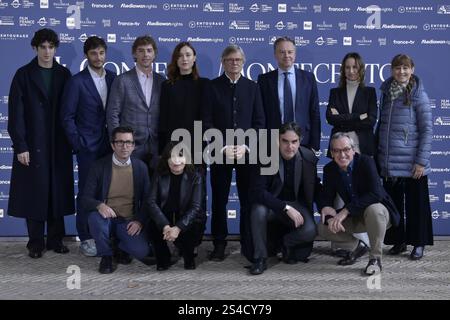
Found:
[376,54,433,260]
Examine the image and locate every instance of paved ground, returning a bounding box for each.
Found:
[0,240,449,300]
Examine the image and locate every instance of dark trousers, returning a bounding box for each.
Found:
[383,175,433,246]
[210,164,252,254]
[88,212,150,260]
[251,201,317,259]
[26,216,65,252]
[76,145,110,241]
[149,221,203,264]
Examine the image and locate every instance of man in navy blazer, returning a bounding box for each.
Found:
[257,36,321,151]
[318,132,400,275]
[61,36,116,256]
[202,45,265,262]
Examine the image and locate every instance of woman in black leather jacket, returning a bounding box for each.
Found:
[148,142,206,270]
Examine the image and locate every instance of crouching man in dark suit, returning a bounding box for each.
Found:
[248,122,321,275]
[80,126,151,274]
[318,132,400,275]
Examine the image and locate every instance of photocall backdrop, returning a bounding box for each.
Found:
[0,0,449,236]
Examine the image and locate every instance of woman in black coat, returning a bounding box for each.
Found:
[148,142,206,271]
[326,52,377,157]
[7,29,75,258]
[158,41,209,157]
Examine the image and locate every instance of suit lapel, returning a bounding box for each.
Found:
[148,71,159,108]
[130,68,148,107]
[82,68,103,107]
[340,87,350,114]
[269,71,282,121]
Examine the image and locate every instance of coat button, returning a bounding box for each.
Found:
[233,97,237,101]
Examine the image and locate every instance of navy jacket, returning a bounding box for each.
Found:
[202,73,265,134]
[320,153,400,226]
[80,155,150,225]
[257,68,321,150]
[61,67,116,153]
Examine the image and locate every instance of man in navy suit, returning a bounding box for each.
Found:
[203,45,265,262]
[258,36,321,151]
[61,36,116,256]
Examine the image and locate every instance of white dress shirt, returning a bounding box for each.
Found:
[88,65,107,109]
[136,67,153,107]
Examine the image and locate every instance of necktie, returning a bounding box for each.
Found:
[283,72,294,123]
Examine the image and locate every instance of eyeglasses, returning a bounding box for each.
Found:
[331,147,353,154]
[113,140,135,147]
[224,58,243,64]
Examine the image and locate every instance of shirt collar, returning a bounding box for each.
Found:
[112,153,131,167]
[87,65,105,79]
[224,72,241,84]
[278,65,296,77]
[136,66,152,78]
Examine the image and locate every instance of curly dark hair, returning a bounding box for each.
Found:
[31,28,59,48]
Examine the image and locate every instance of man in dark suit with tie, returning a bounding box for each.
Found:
[203,45,265,262]
[248,122,320,275]
[107,35,165,173]
[258,36,321,151]
[61,36,116,257]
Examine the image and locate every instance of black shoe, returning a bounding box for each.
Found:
[338,240,369,266]
[156,257,175,271]
[184,258,196,270]
[333,249,351,258]
[140,256,157,266]
[410,246,424,260]
[50,244,69,254]
[209,243,226,261]
[99,256,116,274]
[362,258,382,276]
[388,243,407,255]
[249,258,267,275]
[114,248,133,265]
[281,246,297,264]
[28,249,43,259]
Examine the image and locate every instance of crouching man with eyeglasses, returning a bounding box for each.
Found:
[80,126,152,274]
[318,132,400,275]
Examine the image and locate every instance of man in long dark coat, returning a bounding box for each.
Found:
[8,28,75,258]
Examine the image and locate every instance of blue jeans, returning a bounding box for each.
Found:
[88,211,150,260]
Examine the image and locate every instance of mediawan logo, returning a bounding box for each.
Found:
[187,36,223,43]
[421,39,450,45]
[317,21,333,31]
[53,0,70,9]
[147,21,183,28]
[120,3,156,9]
[356,6,393,13]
